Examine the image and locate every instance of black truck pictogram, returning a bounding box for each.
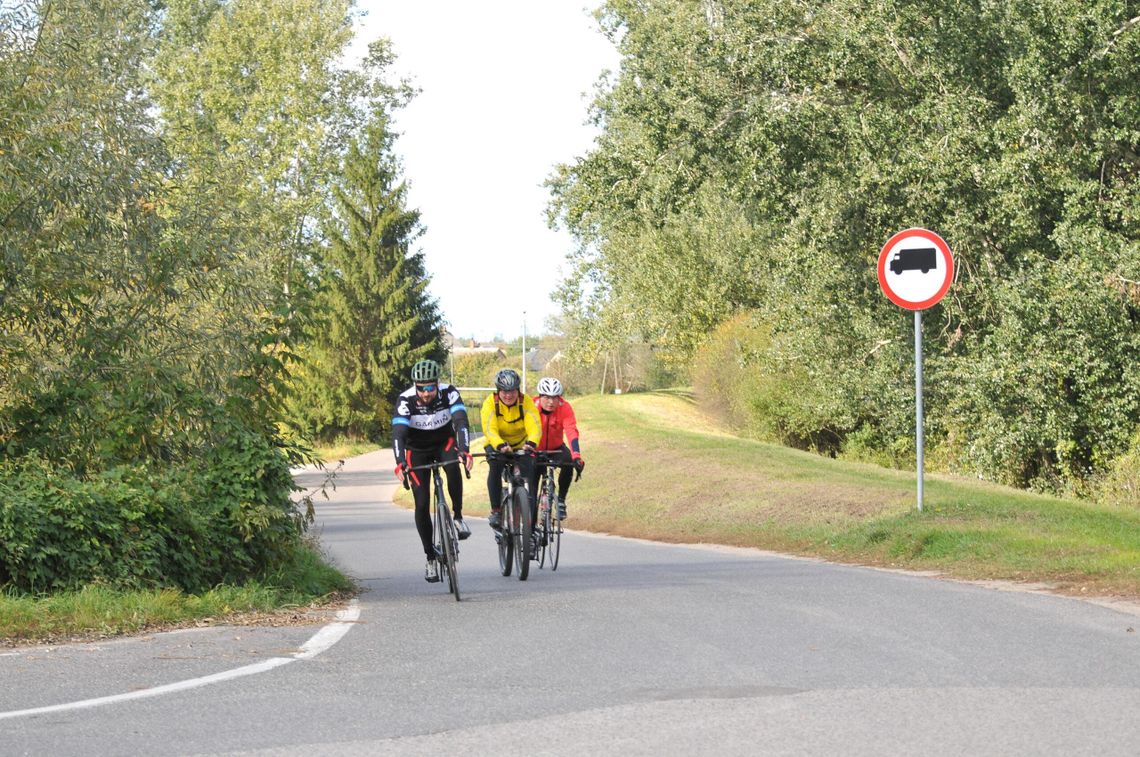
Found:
[889,247,937,275]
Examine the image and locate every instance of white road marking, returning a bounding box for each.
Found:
[0,600,360,721]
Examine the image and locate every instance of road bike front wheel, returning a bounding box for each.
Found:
[549,497,562,571]
[537,489,550,568]
[512,486,530,581]
[497,492,513,577]
[439,503,460,602]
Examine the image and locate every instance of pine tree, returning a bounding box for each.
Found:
[287,114,444,442]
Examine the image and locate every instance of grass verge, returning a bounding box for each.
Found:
[0,542,355,646]
[560,390,1140,600]
[311,437,381,462]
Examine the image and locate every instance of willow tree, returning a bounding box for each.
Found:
[0,0,186,468]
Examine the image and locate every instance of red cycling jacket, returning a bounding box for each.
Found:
[532,396,582,457]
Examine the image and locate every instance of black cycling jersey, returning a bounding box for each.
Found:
[392,382,471,463]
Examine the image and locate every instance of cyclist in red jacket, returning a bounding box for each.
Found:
[530,377,585,520]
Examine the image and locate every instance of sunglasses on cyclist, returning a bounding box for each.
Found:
[415,384,438,393]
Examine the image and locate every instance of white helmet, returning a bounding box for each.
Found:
[536,377,563,397]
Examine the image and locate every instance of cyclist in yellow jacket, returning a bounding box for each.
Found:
[480,368,541,531]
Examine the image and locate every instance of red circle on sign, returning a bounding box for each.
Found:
[877,228,954,310]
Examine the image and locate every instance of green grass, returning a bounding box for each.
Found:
[311,437,382,462]
[1,543,355,645]
[561,390,1140,599]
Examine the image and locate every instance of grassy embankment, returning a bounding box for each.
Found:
[0,543,354,645]
[415,390,1139,599]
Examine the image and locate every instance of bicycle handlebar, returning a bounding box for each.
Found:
[534,453,583,481]
[470,449,582,481]
[405,458,462,472]
[471,449,529,462]
[534,453,576,465]
[401,456,471,489]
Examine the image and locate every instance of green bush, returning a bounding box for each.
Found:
[449,352,507,388]
[0,428,309,594]
[838,425,916,470]
[939,258,1140,493]
[690,313,761,431]
[1095,428,1140,509]
[692,311,860,454]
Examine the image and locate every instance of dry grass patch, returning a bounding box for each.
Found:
[562,392,1140,600]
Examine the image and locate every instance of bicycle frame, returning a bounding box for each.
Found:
[534,451,580,571]
[404,457,467,601]
[477,449,533,581]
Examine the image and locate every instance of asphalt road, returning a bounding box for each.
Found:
[2,450,1138,756]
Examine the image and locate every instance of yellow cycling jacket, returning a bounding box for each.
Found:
[480,393,541,450]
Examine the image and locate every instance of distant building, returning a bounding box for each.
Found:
[445,332,506,359]
[525,347,564,372]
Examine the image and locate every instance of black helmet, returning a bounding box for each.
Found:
[410,359,442,383]
[494,368,521,391]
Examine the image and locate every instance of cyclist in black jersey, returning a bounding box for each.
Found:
[392,359,474,583]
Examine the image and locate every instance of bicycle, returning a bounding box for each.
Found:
[477,449,533,581]
[402,458,468,601]
[534,451,581,571]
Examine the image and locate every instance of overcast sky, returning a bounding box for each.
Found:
[349,2,619,342]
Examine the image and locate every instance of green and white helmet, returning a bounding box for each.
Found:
[410,359,442,383]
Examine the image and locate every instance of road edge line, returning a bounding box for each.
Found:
[0,600,360,721]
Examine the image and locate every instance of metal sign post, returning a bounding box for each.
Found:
[877,228,953,513]
[914,310,924,512]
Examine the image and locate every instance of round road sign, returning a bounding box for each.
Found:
[877,228,954,310]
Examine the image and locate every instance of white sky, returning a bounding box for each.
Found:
[349,2,619,342]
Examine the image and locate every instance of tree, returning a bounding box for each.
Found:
[151,3,421,442]
[287,113,444,442]
[0,0,424,590]
[0,0,189,467]
[0,0,339,590]
[549,0,1140,491]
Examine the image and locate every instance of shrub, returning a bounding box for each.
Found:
[449,352,508,388]
[1095,428,1140,509]
[691,311,861,454]
[0,427,309,593]
[690,313,764,431]
[939,258,1140,492]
